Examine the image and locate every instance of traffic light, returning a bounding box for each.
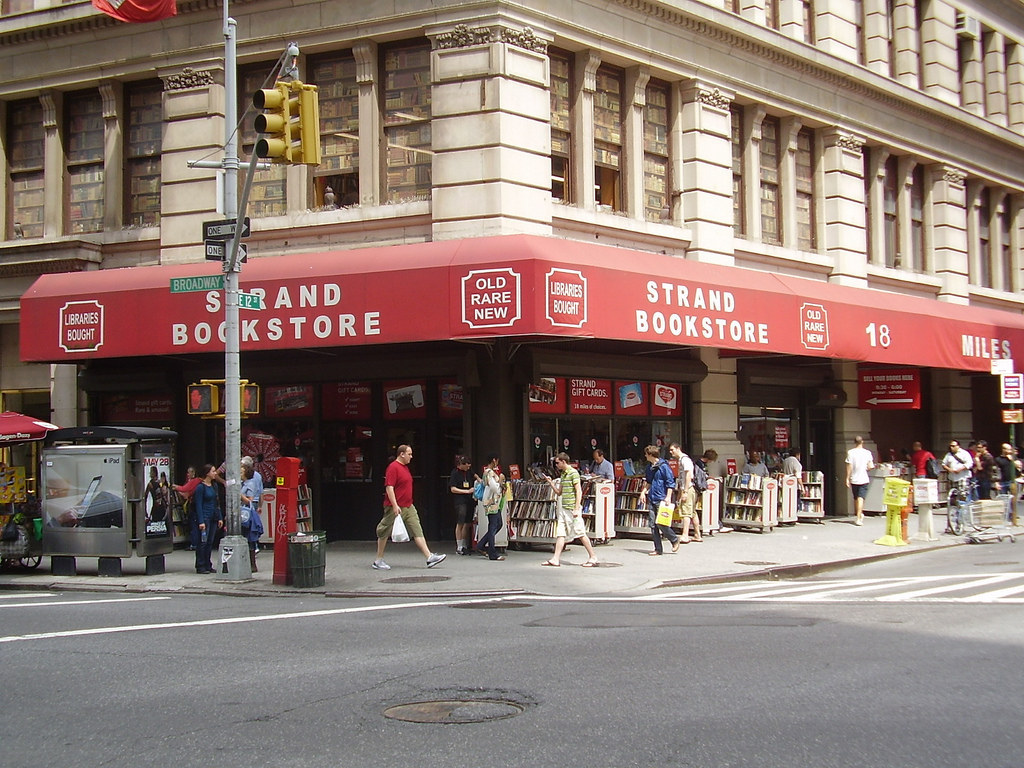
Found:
[241,384,261,415]
[187,383,219,415]
[253,82,295,163]
[253,81,321,165]
[293,83,321,166]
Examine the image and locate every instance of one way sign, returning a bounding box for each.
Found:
[204,240,247,262]
[203,216,250,241]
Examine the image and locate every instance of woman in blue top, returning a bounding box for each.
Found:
[240,456,265,572]
[192,463,223,574]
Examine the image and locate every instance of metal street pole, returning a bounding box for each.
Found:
[217,0,250,580]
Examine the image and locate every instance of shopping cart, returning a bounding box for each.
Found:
[964,496,1016,545]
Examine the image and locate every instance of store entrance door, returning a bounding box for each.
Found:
[807,411,835,516]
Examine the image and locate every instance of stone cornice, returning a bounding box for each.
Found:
[0,0,249,48]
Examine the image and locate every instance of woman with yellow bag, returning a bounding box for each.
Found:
[639,445,681,556]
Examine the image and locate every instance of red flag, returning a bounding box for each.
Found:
[92,0,176,23]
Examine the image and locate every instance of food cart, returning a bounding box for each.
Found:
[0,412,59,569]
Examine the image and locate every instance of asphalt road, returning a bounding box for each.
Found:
[1,545,1021,768]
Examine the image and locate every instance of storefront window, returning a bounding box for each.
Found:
[737,406,800,473]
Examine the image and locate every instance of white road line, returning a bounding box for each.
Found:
[0,597,470,644]
[0,592,57,601]
[954,582,1024,603]
[0,596,171,609]
[875,573,1021,601]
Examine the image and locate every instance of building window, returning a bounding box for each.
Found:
[550,49,572,203]
[65,90,104,234]
[1,0,34,13]
[125,81,162,228]
[802,0,815,43]
[759,115,780,245]
[383,41,431,204]
[6,98,44,239]
[978,187,992,288]
[765,0,779,29]
[311,51,359,208]
[795,127,815,251]
[594,65,623,211]
[241,64,287,217]
[731,105,745,236]
[643,79,670,222]
[1000,201,1013,292]
[881,155,898,267]
[909,163,924,272]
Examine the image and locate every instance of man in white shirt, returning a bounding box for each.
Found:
[845,436,875,526]
[942,439,974,488]
[668,443,702,543]
[782,449,805,495]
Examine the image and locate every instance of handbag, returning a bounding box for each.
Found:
[1,519,19,543]
[655,501,674,527]
[391,513,410,543]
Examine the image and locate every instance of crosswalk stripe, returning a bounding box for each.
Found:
[0,596,171,610]
[954,582,1024,602]
[875,573,1020,601]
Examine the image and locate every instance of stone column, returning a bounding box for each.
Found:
[428,24,554,239]
[743,105,766,243]
[964,179,983,287]
[814,0,860,64]
[864,145,889,266]
[920,0,959,106]
[353,41,380,207]
[821,128,867,287]
[989,188,1008,291]
[623,66,649,221]
[40,92,63,239]
[862,0,891,76]
[892,0,920,87]
[572,50,601,213]
[690,348,745,475]
[960,35,985,116]
[780,116,801,250]
[778,0,805,41]
[158,65,223,264]
[740,0,767,26]
[1008,43,1024,133]
[984,31,1008,126]
[677,82,735,265]
[931,165,969,304]
[100,83,123,233]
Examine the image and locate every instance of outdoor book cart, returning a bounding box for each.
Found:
[0,411,58,569]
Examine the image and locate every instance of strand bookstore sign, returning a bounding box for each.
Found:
[20,235,1024,374]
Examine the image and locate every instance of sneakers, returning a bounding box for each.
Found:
[426,552,447,568]
[371,559,391,570]
[456,546,467,556]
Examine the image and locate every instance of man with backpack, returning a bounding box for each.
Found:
[669,443,703,543]
[910,441,938,479]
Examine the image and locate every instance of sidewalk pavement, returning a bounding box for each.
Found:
[1,514,1013,599]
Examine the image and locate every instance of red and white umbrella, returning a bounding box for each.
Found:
[0,412,59,444]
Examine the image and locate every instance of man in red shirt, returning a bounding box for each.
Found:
[910,441,936,478]
[373,445,446,570]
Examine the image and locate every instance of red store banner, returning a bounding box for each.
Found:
[322,382,372,420]
[21,235,1024,373]
[568,378,613,414]
[857,367,922,410]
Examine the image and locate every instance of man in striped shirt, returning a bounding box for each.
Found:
[541,452,599,568]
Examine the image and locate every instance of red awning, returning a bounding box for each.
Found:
[0,412,60,443]
[19,234,1024,372]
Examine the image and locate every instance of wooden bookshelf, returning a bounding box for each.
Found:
[384,43,431,203]
[66,90,104,234]
[8,98,44,239]
[126,83,162,227]
[644,81,670,221]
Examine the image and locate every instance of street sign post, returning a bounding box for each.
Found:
[1001,373,1024,404]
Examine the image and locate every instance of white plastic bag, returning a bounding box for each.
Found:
[391,513,410,543]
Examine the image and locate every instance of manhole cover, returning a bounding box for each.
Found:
[384,699,524,723]
[380,575,451,584]
[735,560,779,566]
[451,601,532,609]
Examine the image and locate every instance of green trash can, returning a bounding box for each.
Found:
[287,530,327,588]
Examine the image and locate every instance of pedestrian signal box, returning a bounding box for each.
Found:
[242,384,261,414]
[187,383,218,415]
